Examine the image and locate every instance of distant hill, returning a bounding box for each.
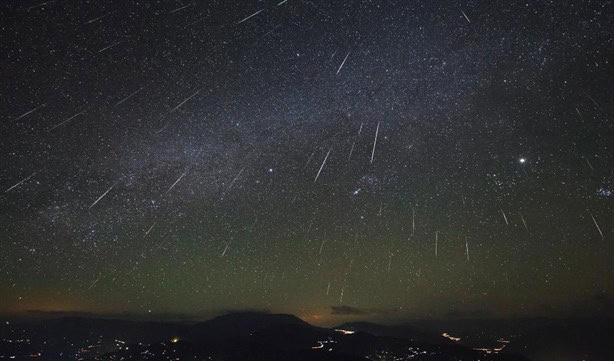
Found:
[335,321,446,344]
[100,312,530,361]
[1,312,533,360]
[504,318,614,361]
[339,317,614,361]
[188,311,314,338]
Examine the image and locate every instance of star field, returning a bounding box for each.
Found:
[1,0,613,324]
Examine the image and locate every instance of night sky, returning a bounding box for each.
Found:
[1,0,613,325]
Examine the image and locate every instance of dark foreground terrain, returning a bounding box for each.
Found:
[1,312,611,360]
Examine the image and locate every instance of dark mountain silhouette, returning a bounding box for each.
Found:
[100,312,530,360]
[1,312,534,360]
[180,311,340,359]
[187,311,314,338]
[338,317,614,361]
[504,318,614,361]
[0,316,189,359]
[41,317,187,342]
[336,321,446,344]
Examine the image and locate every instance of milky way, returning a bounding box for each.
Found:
[1,0,613,323]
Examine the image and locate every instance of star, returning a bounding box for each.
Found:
[0,0,611,331]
